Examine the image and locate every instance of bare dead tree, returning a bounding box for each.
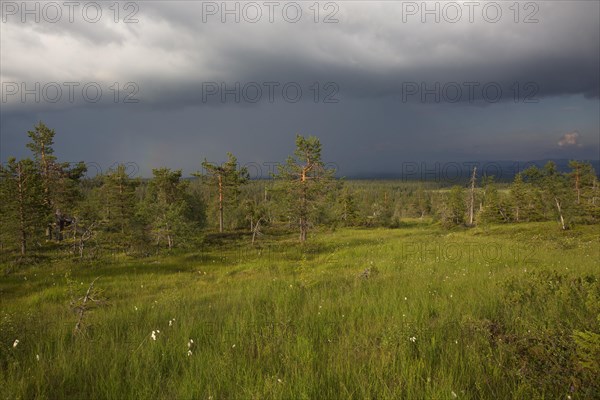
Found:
[251,217,264,245]
[555,197,568,230]
[72,277,105,336]
[68,219,98,258]
[78,222,98,258]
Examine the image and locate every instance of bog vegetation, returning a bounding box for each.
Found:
[1,123,599,399]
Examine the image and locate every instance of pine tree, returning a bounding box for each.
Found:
[523,162,572,229]
[543,161,572,229]
[479,175,507,223]
[0,158,45,256]
[412,184,431,219]
[66,187,102,259]
[100,164,140,250]
[194,153,248,233]
[568,161,600,222]
[276,135,335,242]
[26,122,56,210]
[26,122,87,240]
[510,173,528,222]
[140,168,196,249]
[444,186,466,226]
[338,185,358,226]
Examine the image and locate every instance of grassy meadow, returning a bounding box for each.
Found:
[1,220,599,399]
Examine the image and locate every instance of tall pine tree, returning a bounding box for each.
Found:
[194,153,248,233]
[276,135,335,242]
[26,122,86,240]
[0,158,45,256]
[99,164,140,250]
[140,168,197,249]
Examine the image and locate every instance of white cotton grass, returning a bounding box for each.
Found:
[169,318,175,327]
[12,339,19,348]
[187,339,194,356]
[409,336,417,343]
[151,330,160,341]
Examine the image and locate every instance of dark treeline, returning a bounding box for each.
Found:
[1,122,599,261]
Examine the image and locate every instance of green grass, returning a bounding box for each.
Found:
[1,221,599,399]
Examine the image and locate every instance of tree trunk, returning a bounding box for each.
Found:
[218,174,224,233]
[16,163,27,256]
[299,217,307,242]
[574,165,581,204]
[555,197,567,230]
[119,178,125,234]
[468,166,477,226]
[73,219,77,254]
[299,170,308,242]
[252,218,262,245]
[41,143,52,208]
[79,238,85,258]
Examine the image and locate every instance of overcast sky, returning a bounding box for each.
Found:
[1,1,599,177]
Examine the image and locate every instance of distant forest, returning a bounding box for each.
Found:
[1,122,599,259]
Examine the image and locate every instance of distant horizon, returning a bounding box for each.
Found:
[12,155,593,181]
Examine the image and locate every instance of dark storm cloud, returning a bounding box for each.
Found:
[1,1,599,176]
[2,1,599,110]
